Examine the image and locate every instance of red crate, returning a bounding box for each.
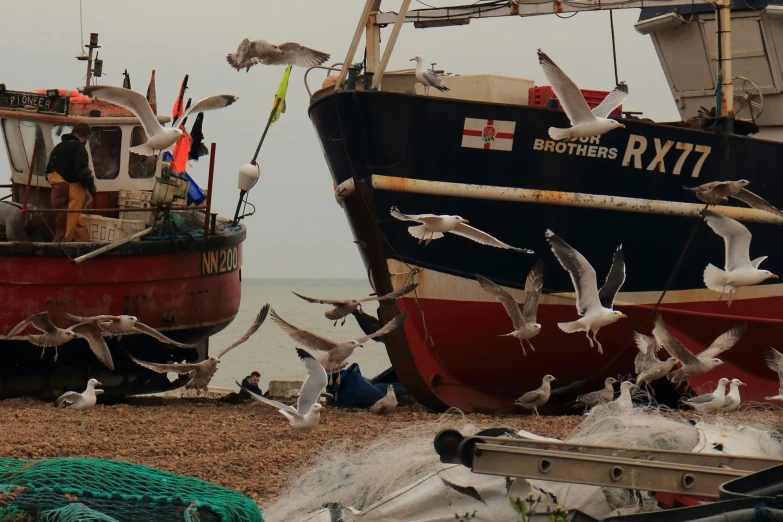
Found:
[528,86,622,117]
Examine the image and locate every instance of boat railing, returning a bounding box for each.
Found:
[304,63,345,97]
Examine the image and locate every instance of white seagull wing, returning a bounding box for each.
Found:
[545,230,600,315]
[7,312,57,337]
[216,304,270,359]
[598,245,626,309]
[390,207,432,223]
[82,86,162,138]
[270,310,338,352]
[173,95,239,129]
[261,42,330,67]
[236,380,302,418]
[295,348,328,414]
[591,82,629,119]
[128,354,203,375]
[476,275,526,330]
[451,223,531,253]
[652,314,699,365]
[699,323,746,360]
[356,312,407,345]
[701,210,753,271]
[358,283,418,303]
[537,49,594,125]
[68,322,115,371]
[522,259,544,324]
[133,322,198,348]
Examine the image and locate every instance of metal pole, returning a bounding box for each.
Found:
[204,142,216,236]
[371,0,412,90]
[232,190,246,227]
[71,227,153,264]
[371,175,783,225]
[717,0,734,132]
[335,0,378,91]
[251,98,282,165]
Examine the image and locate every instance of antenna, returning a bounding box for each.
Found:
[75,0,88,60]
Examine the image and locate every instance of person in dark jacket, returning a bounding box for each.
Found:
[45,124,96,242]
[222,371,265,404]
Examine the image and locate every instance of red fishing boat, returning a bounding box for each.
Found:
[0,34,248,399]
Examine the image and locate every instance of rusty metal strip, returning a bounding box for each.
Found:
[371,174,783,225]
[467,437,783,473]
[470,443,746,497]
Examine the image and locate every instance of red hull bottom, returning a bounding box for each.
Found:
[392,292,782,413]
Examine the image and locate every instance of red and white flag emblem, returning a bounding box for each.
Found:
[461,118,515,151]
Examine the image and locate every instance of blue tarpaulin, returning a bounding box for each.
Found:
[325,364,408,409]
[162,151,206,206]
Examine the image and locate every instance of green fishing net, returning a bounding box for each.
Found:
[0,458,263,522]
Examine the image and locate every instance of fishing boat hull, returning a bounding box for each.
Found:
[309,89,783,412]
[0,227,245,399]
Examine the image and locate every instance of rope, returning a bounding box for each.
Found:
[609,10,619,85]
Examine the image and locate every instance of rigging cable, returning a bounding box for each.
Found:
[609,10,619,85]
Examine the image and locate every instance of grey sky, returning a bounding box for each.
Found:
[0,1,678,278]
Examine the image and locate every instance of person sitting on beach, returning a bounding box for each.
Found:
[238,371,263,401]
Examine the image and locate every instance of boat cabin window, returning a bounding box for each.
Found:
[19,121,48,177]
[128,126,157,179]
[1,119,25,174]
[87,126,122,180]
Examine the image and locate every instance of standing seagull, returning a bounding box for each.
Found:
[683,378,730,412]
[391,207,532,253]
[293,283,418,326]
[761,347,783,402]
[5,312,114,370]
[574,377,617,410]
[653,314,744,384]
[610,381,639,413]
[55,379,103,410]
[128,304,270,391]
[227,39,330,72]
[410,56,450,95]
[64,313,196,348]
[370,385,398,415]
[545,230,626,354]
[537,49,627,141]
[514,375,556,416]
[633,331,679,396]
[684,180,783,218]
[270,310,407,383]
[722,378,746,412]
[700,210,777,306]
[475,260,544,356]
[238,348,327,430]
[81,86,238,155]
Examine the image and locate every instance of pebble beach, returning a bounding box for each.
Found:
[1,397,780,508]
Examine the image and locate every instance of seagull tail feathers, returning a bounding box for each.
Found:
[433,84,450,92]
[704,264,730,293]
[129,143,157,156]
[548,127,572,141]
[557,320,585,334]
[407,225,443,242]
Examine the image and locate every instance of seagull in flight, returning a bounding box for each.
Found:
[410,56,450,95]
[81,85,238,156]
[537,49,627,141]
[55,379,103,410]
[683,378,730,412]
[293,283,417,326]
[761,347,783,402]
[65,313,196,348]
[227,39,330,72]
[514,374,556,416]
[652,313,744,384]
[270,309,407,384]
[633,331,679,396]
[128,304,270,391]
[391,206,532,253]
[5,312,114,370]
[238,348,328,430]
[545,230,626,354]
[475,259,544,356]
[684,180,783,218]
[700,209,778,306]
